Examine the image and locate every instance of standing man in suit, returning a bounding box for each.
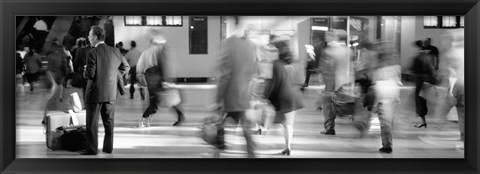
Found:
[81,25,130,155]
[214,17,257,158]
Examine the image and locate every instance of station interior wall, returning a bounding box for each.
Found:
[113,16,460,80]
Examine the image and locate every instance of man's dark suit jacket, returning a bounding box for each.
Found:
[85,43,130,104]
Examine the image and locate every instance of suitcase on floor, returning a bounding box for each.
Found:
[45,110,86,150]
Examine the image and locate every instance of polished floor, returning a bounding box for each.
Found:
[16,80,464,158]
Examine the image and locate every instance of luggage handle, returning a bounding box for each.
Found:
[55,110,83,131]
[67,110,80,126]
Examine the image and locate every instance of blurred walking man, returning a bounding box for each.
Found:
[214,17,257,158]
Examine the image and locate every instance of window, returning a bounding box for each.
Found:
[146,16,163,26]
[125,16,143,26]
[423,16,464,29]
[442,16,457,28]
[423,16,438,28]
[124,16,182,26]
[189,17,208,54]
[350,18,362,32]
[165,16,182,25]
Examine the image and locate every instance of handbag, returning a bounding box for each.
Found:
[200,112,226,146]
[157,88,181,108]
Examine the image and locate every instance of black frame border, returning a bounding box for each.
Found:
[1,0,479,173]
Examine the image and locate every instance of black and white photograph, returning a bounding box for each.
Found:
[14,15,465,159]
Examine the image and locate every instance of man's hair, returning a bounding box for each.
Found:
[90,25,105,41]
[131,41,137,48]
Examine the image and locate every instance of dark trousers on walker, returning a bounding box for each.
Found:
[415,75,431,118]
[323,75,336,131]
[129,66,145,99]
[453,79,465,141]
[303,69,316,87]
[447,78,465,141]
[141,67,184,120]
[85,101,116,154]
[215,111,256,157]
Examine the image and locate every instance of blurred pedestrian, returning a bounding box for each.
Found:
[251,35,279,133]
[42,38,69,125]
[62,44,74,88]
[23,48,42,92]
[136,35,186,127]
[33,17,49,52]
[301,37,324,91]
[116,41,129,56]
[371,41,402,153]
[125,40,145,100]
[411,40,435,128]
[265,38,304,156]
[320,29,352,135]
[438,29,464,150]
[354,41,378,110]
[16,51,25,79]
[72,40,93,99]
[16,50,25,95]
[213,16,257,158]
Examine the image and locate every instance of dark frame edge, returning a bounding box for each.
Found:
[465,1,480,172]
[1,0,17,173]
[1,0,480,174]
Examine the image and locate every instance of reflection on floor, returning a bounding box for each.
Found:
[16,83,464,158]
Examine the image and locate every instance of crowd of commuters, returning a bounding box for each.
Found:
[17,16,465,157]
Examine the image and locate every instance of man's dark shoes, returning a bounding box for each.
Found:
[102,149,112,154]
[321,130,335,135]
[379,147,392,153]
[80,150,96,155]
